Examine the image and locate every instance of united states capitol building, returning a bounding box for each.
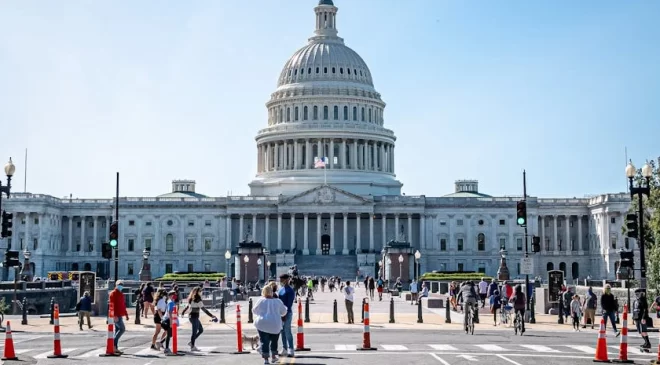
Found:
[4,0,635,283]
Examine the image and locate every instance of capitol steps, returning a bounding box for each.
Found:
[295,254,357,279]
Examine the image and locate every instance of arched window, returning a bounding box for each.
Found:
[294,106,299,121]
[303,106,308,120]
[353,107,357,121]
[333,106,339,120]
[348,68,351,75]
[279,108,283,123]
[71,263,79,271]
[324,67,328,74]
[83,263,92,271]
[316,67,319,74]
[547,262,554,271]
[361,107,365,121]
[323,106,329,119]
[559,262,567,276]
[477,233,485,251]
[166,234,174,252]
[332,67,336,73]
[313,106,318,120]
[368,108,372,122]
[286,107,291,122]
[343,106,348,120]
[571,262,579,279]
[308,67,312,74]
[340,68,344,74]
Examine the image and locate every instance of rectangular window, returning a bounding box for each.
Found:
[144,238,152,251]
[129,220,135,226]
[205,263,211,272]
[478,265,486,274]
[558,239,563,251]
[439,221,446,226]
[88,240,93,252]
[127,263,134,276]
[77,222,81,228]
[499,219,506,226]
[516,238,523,251]
[204,238,212,251]
[205,220,212,227]
[145,221,152,226]
[128,239,134,251]
[499,238,506,250]
[187,238,195,251]
[545,238,550,251]
[457,263,464,272]
[570,221,574,227]
[165,264,173,274]
[457,219,464,226]
[624,237,629,249]
[34,218,39,225]
[440,238,447,251]
[610,217,616,224]
[187,263,194,272]
[516,263,521,276]
[33,238,38,250]
[88,221,94,228]
[611,237,617,249]
[571,239,576,250]
[457,238,464,251]
[188,221,194,227]
[558,220,562,228]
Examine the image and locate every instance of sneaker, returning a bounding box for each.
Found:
[271,355,279,363]
[615,330,621,337]
[263,360,269,365]
[163,348,172,354]
[190,346,200,352]
[187,342,192,347]
[287,349,295,357]
[150,344,158,350]
[280,350,288,356]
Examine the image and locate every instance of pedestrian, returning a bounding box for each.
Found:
[478,277,488,308]
[253,285,288,365]
[76,291,93,330]
[600,285,620,336]
[135,283,145,318]
[150,289,167,350]
[368,277,375,300]
[633,289,652,350]
[142,282,155,318]
[570,294,582,331]
[410,279,418,305]
[159,290,178,354]
[181,287,217,352]
[344,281,355,324]
[376,277,384,301]
[489,290,501,326]
[109,280,129,354]
[278,274,296,358]
[582,286,597,329]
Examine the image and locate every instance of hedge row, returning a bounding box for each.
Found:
[156,273,226,282]
[420,273,493,281]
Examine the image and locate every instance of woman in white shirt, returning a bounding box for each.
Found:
[150,289,167,350]
[253,285,288,364]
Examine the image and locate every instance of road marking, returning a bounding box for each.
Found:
[428,344,458,351]
[335,345,357,351]
[475,344,507,351]
[496,354,524,365]
[429,353,452,364]
[34,348,77,359]
[565,345,595,353]
[134,346,162,357]
[519,344,559,352]
[76,347,107,358]
[15,349,32,354]
[12,335,48,344]
[194,346,217,353]
[457,354,479,361]
[381,345,408,351]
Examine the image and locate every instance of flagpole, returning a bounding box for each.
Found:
[324,157,327,185]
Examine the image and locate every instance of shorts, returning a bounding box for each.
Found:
[377,287,383,293]
[153,313,161,325]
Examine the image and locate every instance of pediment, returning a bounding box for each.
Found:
[280,185,371,206]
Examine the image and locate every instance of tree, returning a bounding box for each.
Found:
[624,158,660,297]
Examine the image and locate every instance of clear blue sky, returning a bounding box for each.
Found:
[1,0,658,199]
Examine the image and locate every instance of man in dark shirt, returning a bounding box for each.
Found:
[600,285,620,336]
[633,289,651,349]
[278,274,296,357]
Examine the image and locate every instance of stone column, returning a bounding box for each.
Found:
[274,143,279,171]
[80,216,85,252]
[305,140,311,169]
[290,214,295,252]
[330,140,335,168]
[369,214,374,251]
[239,215,244,242]
[283,141,288,170]
[394,214,400,239]
[293,140,299,170]
[303,214,309,255]
[265,215,270,249]
[420,214,426,249]
[341,139,347,169]
[226,215,232,249]
[352,141,358,169]
[68,216,73,252]
[277,214,282,251]
[93,216,98,252]
[578,215,583,252]
[330,213,335,254]
[316,213,322,255]
[540,216,545,253]
[553,215,559,254]
[356,214,361,252]
[252,214,257,241]
[342,213,349,255]
[565,215,571,252]
[391,146,395,173]
[317,139,323,160]
[24,213,30,251]
[381,214,387,247]
[407,213,413,246]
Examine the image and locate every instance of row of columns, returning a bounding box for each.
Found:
[257,138,395,173]
[539,215,586,254]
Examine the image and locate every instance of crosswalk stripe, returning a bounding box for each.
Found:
[193,346,217,354]
[15,349,33,355]
[34,348,77,359]
[381,345,408,351]
[566,345,595,353]
[76,347,110,358]
[475,344,507,351]
[520,345,559,352]
[335,345,357,351]
[428,344,458,351]
[134,346,161,357]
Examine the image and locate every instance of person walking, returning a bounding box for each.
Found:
[633,289,652,350]
[142,282,155,318]
[253,285,288,365]
[489,290,501,326]
[600,285,620,336]
[76,291,93,330]
[410,279,419,305]
[159,290,178,354]
[582,286,597,329]
[368,277,375,300]
[478,278,489,308]
[150,289,167,350]
[278,274,296,358]
[344,281,355,324]
[570,294,582,331]
[109,280,129,354]
[181,287,217,352]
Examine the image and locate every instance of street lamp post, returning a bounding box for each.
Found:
[386,257,392,281]
[414,250,421,281]
[626,161,653,292]
[224,250,231,280]
[243,255,250,284]
[266,260,271,280]
[497,249,510,281]
[1,158,16,282]
[398,254,404,280]
[378,260,383,279]
[139,248,151,281]
[257,258,262,282]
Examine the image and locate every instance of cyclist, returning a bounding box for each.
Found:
[509,285,526,333]
[457,281,479,332]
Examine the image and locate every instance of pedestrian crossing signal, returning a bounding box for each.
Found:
[625,214,638,239]
[531,236,541,253]
[102,243,112,260]
[109,221,118,247]
[1,211,13,238]
[516,201,527,227]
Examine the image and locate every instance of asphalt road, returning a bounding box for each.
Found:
[0,327,655,365]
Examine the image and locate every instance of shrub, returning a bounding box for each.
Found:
[156,273,226,282]
[420,273,493,282]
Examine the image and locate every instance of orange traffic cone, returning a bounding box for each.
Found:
[2,320,18,361]
[593,318,610,363]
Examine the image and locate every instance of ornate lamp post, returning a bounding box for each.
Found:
[225,250,232,280]
[414,250,421,281]
[398,254,404,279]
[497,249,510,281]
[378,260,383,278]
[20,249,32,282]
[626,161,653,292]
[257,258,262,282]
[266,260,271,280]
[139,248,151,281]
[386,257,392,281]
[243,255,250,283]
[1,158,16,282]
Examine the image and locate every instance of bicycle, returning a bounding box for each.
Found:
[464,302,475,335]
[500,304,512,326]
[514,310,524,336]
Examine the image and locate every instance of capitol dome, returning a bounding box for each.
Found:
[250,0,403,197]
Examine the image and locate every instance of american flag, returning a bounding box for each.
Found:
[314,157,327,168]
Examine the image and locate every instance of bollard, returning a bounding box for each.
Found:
[248,298,254,324]
[389,298,395,323]
[295,299,311,351]
[2,321,18,361]
[613,304,632,363]
[357,301,377,351]
[47,304,68,359]
[229,304,248,355]
[304,296,310,323]
[557,295,564,324]
[21,297,28,325]
[220,298,226,324]
[49,297,55,325]
[333,299,338,323]
[135,299,141,325]
[445,299,451,323]
[99,302,120,357]
[361,298,366,323]
[165,306,184,356]
[417,298,423,323]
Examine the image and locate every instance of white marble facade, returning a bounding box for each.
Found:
[0,1,638,281]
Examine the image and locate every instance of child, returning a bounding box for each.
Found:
[570,294,582,331]
[489,290,501,326]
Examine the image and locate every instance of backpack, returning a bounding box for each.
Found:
[586,294,597,309]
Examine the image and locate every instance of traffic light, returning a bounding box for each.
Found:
[619,250,635,268]
[4,250,20,268]
[516,200,527,227]
[531,236,541,253]
[109,221,118,248]
[102,243,112,259]
[626,213,638,239]
[1,211,13,238]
